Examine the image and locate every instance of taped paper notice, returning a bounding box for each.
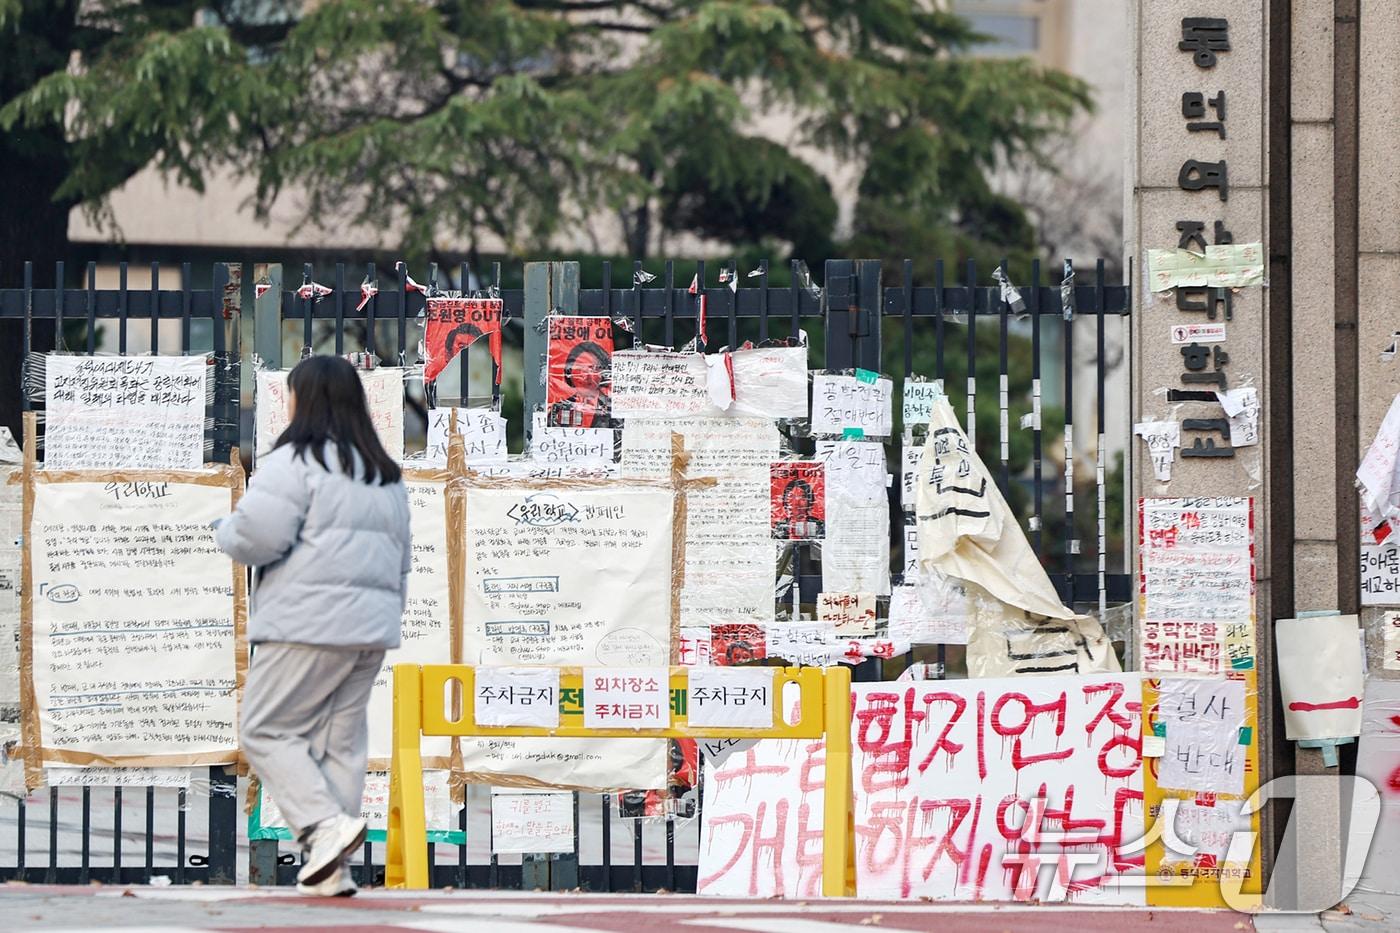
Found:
[422,297,503,384]
[546,316,613,428]
[1138,497,1255,675]
[26,471,243,766]
[474,667,560,728]
[697,738,826,897]
[1215,387,1259,448]
[583,668,670,730]
[425,407,507,465]
[966,600,1118,677]
[1156,678,1247,795]
[899,442,922,510]
[696,736,759,766]
[811,373,893,437]
[1135,421,1181,482]
[461,482,672,789]
[678,627,712,667]
[688,667,774,729]
[1384,611,1400,670]
[1171,323,1227,344]
[610,346,807,420]
[819,440,891,595]
[766,623,834,667]
[1276,614,1364,740]
[366,475,454,764]
[623,417,777,627]
[911,566,972,645]
[915,398,1073,620]
[1358,394,1400,528]
[491,791,574,854]
[44,355,208,470]
[255,367,404,460]
[851,676,1145,903]
[531,411,615,466]
[1146,243,1265,292]
[901,379,945,425]
[816,592,877,634]
[0,426,20,463]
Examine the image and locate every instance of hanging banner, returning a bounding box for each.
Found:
[547,316,613,428]
[423,297,503,384]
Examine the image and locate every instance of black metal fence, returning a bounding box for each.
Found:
[0,255,1131,889]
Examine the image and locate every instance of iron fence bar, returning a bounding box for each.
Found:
[997,259,1010,497]
[1031,260,1044,558]
[144,786,154,871]
[601,795,612,891]
[118,263,128,354]
[965,259,976,447]
[113,786,122,874]
[633,820,643,892]
[631,261,643,345]
[47,788,57,883]
[85,263,96,354]
[1096,258,1108,616]
[15,798,24,872]
[695,259,706,351]
[365,262,378,359]
[727,259,738,350]
[664,261,675,348]
[182,262,193,353]
[789,260,800,340]
[458,261,469,399]
[1063,258,1077,602]
[335,263,346,356]
[55,261,65,351]
[80,787,90,883]
[176,788,187,884]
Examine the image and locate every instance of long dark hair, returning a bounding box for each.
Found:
[274,356,401,486]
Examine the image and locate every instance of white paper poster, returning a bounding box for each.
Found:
[461,482,673,789]
[531,411,615,466]
[816,592,877,634]
[766,623,834,667]
[255,367,404,460]
[1355,679,1400,895]
[851,675,1145,903]
[811,373,893,437]
[688,668,774,729]
[491,791,575,853]
[583,668,671,730]
[698,738,826,897]
[1276,614,1365,740]
[44,355,208,470]
[425,407,507,465]
[367,476,454,763]
[611,347,807,420]
[1156,678,1247,795]
[474,668,560,728]
[28,476,240,764]
[1134,421,1180,482]
[623,417,778,626]
[728,345,809,420]
[902,380,944,425]
[818,440,890,596]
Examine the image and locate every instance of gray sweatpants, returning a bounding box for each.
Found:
[241,642,384,836]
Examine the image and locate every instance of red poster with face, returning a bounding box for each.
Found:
[771,461,826,540]
[422,297,503,384]
[710,624,768,666]
[546,316,613,427]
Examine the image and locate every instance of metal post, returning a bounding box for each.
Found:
[523,262,580,450]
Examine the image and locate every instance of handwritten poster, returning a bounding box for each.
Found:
[678,626,713,667]
[622,417,778,626]
[491,790,575,854]
[44,355,208,470]
[547,316,613,428]
[1138,497,1255,675]
[365,475,454,765]
[851,675,1145,904]
[255,367,404,461]
[819,440,891,595]
[610,346,808,420]
[767,623,835,667]
[1155,678,1247,795]
[461,481,673,789]
[1276,614,1364,740]
[810,373,893,437]
[902,379,944,425]
[1361,504,1400,606]
[771,462,825,541]
[25,471,243,766]
[422,297,503,383]
[697,738,827,898]
[817,592,877,634]
[531,411,615,466]
[424,407,507,466]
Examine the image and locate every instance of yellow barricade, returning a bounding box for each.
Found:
[386,664,853,895]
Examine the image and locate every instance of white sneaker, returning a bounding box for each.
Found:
[296,863,358,897]
[297,814,367,886]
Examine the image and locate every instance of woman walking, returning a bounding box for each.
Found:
[216,355,411,896]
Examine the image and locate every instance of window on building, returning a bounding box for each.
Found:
[961,12,1041,55]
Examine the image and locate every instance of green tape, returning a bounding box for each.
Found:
[855,368,878,384]
[843,427,865,439]
[1230,656,1255,670]
[1153,721,1166,738]
[1238,726,1253,746]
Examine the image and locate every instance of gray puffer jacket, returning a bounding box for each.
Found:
[217,441,411,649]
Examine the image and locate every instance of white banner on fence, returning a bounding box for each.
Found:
[851,674,1145,903]
[424,407,507,465]
[44,355,208,470]
[255,367,404,460]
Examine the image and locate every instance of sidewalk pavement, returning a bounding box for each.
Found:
[1,884,1396,933]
